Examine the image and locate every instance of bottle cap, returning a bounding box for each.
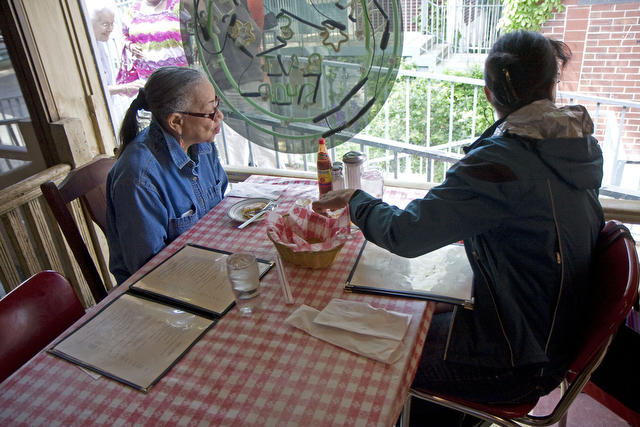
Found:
[331,161,343,171]
[342,151,366,165]
[319,138,326,145]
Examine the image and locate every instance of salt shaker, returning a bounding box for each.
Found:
[331,162,344,191]
[342,151,366,190]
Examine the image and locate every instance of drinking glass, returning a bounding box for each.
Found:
[361,167,384,199]
[226,252,261,314]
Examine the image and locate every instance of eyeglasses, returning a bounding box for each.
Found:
[99,21,115,29]
[179,95,220,121]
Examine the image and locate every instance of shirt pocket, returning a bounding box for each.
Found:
[167,207,199,242]
[206,181,224,206]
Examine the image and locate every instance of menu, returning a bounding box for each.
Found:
[129,244,273,318]
[48,244,274,392]
[345,242,474,307]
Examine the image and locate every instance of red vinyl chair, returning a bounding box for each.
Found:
[402,220,640,427]
[0,271,85,383]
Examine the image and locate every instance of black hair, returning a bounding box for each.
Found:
[116,66,207,157]
[484,30,572,115]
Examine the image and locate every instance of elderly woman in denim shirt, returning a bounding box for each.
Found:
[106,66,228,285]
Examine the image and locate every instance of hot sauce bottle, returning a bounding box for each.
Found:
[317,138,332,196]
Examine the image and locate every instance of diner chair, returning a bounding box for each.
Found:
[401,220,640,427]
[41,156,115,303]
[0,270,85,383]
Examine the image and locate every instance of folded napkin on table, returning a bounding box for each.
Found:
[285,299,412,364]
[226,182,286,199]
[266,202,350,253]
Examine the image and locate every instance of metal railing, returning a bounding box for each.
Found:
[216,68,484,181]
[216,68,640,199]
[419,0,502,64]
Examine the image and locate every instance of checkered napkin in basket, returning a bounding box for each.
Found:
[266,203,350,252]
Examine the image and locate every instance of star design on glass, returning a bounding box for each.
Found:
[230,21,256,48]
[318,24,349,53]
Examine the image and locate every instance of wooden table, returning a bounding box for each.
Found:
[0,175,435,427]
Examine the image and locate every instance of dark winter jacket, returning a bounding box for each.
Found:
[349,99,604,372]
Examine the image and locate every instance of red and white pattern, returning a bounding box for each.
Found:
[266,202,350,252]
[0,176,434,427]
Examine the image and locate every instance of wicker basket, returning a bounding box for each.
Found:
[267,231,345,269]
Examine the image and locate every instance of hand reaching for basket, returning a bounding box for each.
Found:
[312,189,356,217]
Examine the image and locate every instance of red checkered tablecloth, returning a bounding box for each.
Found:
[0,175,435,427]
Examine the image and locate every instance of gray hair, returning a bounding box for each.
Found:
[144,66,207,122]
[87,0,116,22]
[118,67,208,154]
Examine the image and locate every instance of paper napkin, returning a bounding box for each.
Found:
[314,299,412,340]
[266,203,350,253]
[285,299,412,364]
[226,182,286,199]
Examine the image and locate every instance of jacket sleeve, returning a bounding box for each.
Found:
[349,155,517,258]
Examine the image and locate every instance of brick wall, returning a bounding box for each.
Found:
[542,1,640,160]
[401,0,422,31]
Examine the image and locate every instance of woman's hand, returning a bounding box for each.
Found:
[128,43,144,59]
[110,79,145,97]
[312,189,356,216]
[125,80,145,95]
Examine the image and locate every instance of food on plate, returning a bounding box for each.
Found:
[242,202,267,219]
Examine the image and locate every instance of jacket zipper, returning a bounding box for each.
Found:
[443,242,516,366]
[544,180,565,363]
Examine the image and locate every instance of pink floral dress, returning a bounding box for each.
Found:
[122,0,188,80]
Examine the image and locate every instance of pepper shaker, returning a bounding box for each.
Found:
[331,162,344,191]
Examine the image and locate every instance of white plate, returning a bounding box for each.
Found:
[227,198,274,223]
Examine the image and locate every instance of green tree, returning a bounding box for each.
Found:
[365,62,493,182]
[499,0,565,34]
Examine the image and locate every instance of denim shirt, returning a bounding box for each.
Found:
[106,119,228,285]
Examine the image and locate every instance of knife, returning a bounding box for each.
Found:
[237,200,276,229]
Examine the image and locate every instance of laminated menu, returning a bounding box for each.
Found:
[345,242,474,307]
[48,244,273,392]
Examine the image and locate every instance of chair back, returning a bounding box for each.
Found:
[0,271,85,383]
[570,220,639,376]
[404,220,640,427]
[41,156,115,303]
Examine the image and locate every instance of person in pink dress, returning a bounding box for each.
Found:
[122,0,188,81]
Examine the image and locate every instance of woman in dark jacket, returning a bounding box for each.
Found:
[312,30,604,426]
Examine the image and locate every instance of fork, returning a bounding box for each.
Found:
[237,200,277,229]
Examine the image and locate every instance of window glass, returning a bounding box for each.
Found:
[0,29,45,190]
[84,0,144,139]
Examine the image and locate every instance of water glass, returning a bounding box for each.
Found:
[361,167,384,199]
[226,252,262,314]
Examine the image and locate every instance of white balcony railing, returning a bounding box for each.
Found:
[215,68,640,200]
[2,65,639,200]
